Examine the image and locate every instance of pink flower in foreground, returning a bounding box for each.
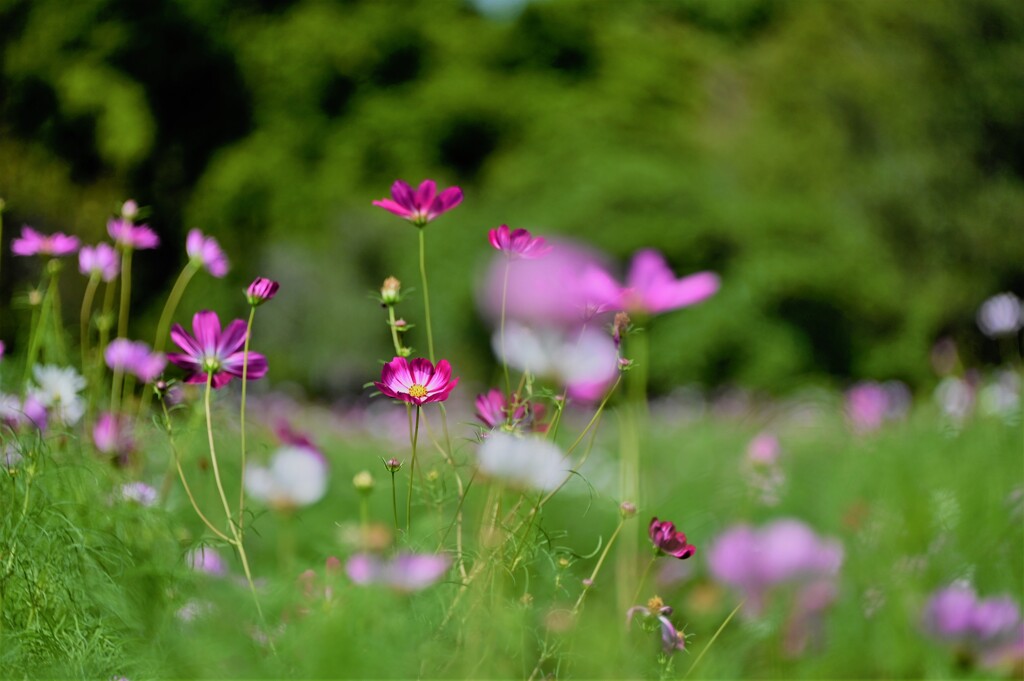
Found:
[374,356,458,406]
[167,310,268,389]
[345,552,449,592]
[623,249,719,315]
[107,218,159,250]
[246,277,279,306]
[79,243,119,281]
[488,225,552,259]
[373,179,463,227]
[11,226,80,257]
[186,228,229,277]
[649,517,697,559]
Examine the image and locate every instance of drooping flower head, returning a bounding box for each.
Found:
[186,228,229,277]
[246,277,280,306]
[11,226,80,257]
[488,225,552,259]
[374,356,458,406]
[623,249,719,315]
[373,179,463,227]
[107,218,159,250]
[167,310,268,389]
[649,517,696,559]
[346,552,450,592]
[79,243,119,281]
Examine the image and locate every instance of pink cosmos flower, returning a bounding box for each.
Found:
[107,218,159,250]
[845,381,889,433]
[622,249,719,315]
[167,310,268,389]
[488,225,552,259]
[345,552,450,592]
[747,432,781,466]
[186,228,229,277]
[79,243,120,281]
[374,356,458,406]
[246,277,279,306]
[11,226,80,257]
[187,547,227,576]
[93,412,135,460]
[649,517,696,559]
[373,179,463,226]
[104,339,166,382]
[475,389,527,429]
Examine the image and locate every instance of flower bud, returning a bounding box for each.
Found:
[620,501,637,518]
[120,199,139,220]
[246,277,280,306]
[380,276,402,305]
[613,311,631,348]
[393,318,411,333]
[383,457,402,473]
[352,470,374,493]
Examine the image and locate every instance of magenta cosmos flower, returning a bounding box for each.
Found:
[488,225,552,259]
[107,218,159,250]
[79,243,119,281]
[649,517,696,559]
[167,310,268,389]
[246,277,279,306]
[11,226,80,257]
[186,229,229,277]
[375,356,458,406]
[623,249,719,315]
[373,179,463,227]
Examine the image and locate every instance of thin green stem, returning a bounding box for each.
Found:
[238,304,257,530]
[22,274,51,390]
[97,278,117,359]
[204,372,236,533]
[117,248,133,340]
[48,268,66,364]
[387,305,404,356]
[630,556,658,606]
[390,471,400,531]
[684,600,745,679]
[406,405,421,532]
[139,262,198,417]
[417,228,435,363]
[79,274,100,370]
[573,517,626,615]
[499,258,512,396]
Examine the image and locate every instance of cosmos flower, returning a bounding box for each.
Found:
[476,432,569,491]
[167,310,268,389]
[187,547,227,576]
[488,225,552,259]
[977,292,1023,338]
[649,517,697,559]
[186,228,229,277]
[107,218,159,250]
[374,356,458,406]
[79,243,120,281]
[120,482,158,507]
[246,277,279,306]
[245,445,329,510]
[345,552,450,592]
[627,596,687,654]
[494,323,618,399]
[28,365,86,425]
[622,249,719,315]
[474,389,527,429]
[104,338,166,382]
[11,226,80,257]
[0,393,47,432]
[93,412,136,460]
[373,179,463,227]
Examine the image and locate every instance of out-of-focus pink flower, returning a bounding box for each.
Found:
[105,338,166,383]
[494,324,618,398]
[924,583,1021,644]
[845,381,890,433]
[167,311,268,389]
[488,225,552,259]
[107,218,159,250]
[0,393,47,432]
[120,199,140,220]
[747,432,781,466]
[623,249,719,315]
[707,519,843,617]
[120,482,157,506]
[345,552,449,592]
[627,597,688,655]
[374,356,458,406]
[78,243,120,281]
[11,226,80,257]
[649,517,696,559]
[93,412,135,460]
[186,228,229,277]
[187,547,227,576]
[373,179,463,227]
[246,277,279,306]
[475,389,527,429]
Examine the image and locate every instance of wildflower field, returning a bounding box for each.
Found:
[0,184,1021,680]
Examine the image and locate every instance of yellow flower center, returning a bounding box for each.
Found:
[647,596,665,612]
[408,384,428,398]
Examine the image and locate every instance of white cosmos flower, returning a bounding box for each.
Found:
[245,446,329,509]
[977,292,1022,338]
[29,365,86,425]
[476,431,570,491]
[494,323,618,388]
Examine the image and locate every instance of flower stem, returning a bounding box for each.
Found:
[572,516,626,615]
[390,470,400,531]
[79,274,100,370]
[417,227,435,363]
[116,248,133,340]
[406,405,421,533]
[630,555,658,607]
[499,258,512,396]
[238,304,257,530]
[684,600,745,679]
[138,262,198,417]
[22,271,54,390]
[387,305,404,356]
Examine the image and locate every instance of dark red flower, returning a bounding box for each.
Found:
[649,517,696,559]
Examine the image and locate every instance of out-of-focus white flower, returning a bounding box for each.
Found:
[979,370,1020,422]
[977,292,1023,338]
[494,323,618,394]
[28,365,86,425]
[245,446,329,510]
[120,482,157,506]
[934,376,976,425]
[476,431,570,491]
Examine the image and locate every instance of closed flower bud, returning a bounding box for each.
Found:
[620,501,638,518]
[381,276,402,305]
[353,470,374,493]
[246,277,280,306]
[383,457,403,473]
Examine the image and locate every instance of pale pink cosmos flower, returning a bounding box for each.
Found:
[245,445,329,510]
[104,338,166,383]
[488,225,552,259]
[373,179,463,227]
[475,389,527,429]
[79,243,119,281]
[186,228,229,277]
[93,412,135,461]
[494,323,618,399]
[476,432,569,491]
[622,249,719,315]
[845,381,890,433]
[167,311,268,389]
[120,482,157,506]
[374,356,458,406]
[747,432,781,466]
[107,218,159,250]
[187,547,227,576]
[345,552,450,592]
[11,226,80,257]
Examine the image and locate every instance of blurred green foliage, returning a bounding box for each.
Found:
[2,0,1023,394]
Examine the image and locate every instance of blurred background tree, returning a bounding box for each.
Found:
[1,0,1022,396]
